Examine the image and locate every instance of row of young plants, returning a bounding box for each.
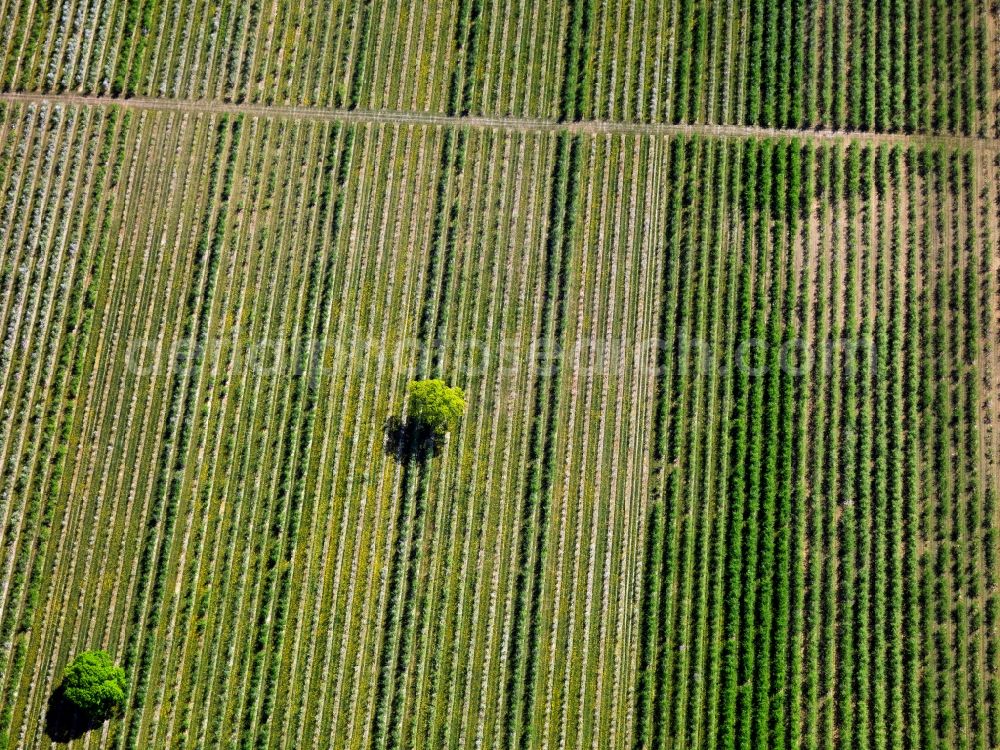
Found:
[426,129,548,741]
[362,123,445,750]
[288,120,370,747]
[944,149,968,748]
[927,149,957,750]
[0,104,83,653]
[642,133,691,748]
[135,112,259,746]
[191,117,319,750]
[288,120,416,748]
[533,129,599,748]
[217,120,337,745]
[0,103,112,747]
[107,114,241,749]
[199,116,319,742]
[768,139,800,750]
[0,102,89,699]
[649,132,700,745]
[454,133,541,750]
[883,146,906,750]
[214,121,331,749]
[388,127,500,750]
[558,0,595,122]
[284,120,358,748]
[89,113,297,748]
[700,142,745,745]
[424,131,516,750]
[958,149,990,748]
[140,110,259,744]
[6,104,184,748]
[898,144,1000,750]
[16,108,160,745]
[457,134,559,750]
[713,136,758,750]
[944,148,968,744]
[734,137,771,750]
[901,146,924,750]
[913,147,939,750]
[633,134,687,750]
[500,129,581,750]
[360,9,548,741]
[662,135,718,745]
[93,112,216,749]
[634,135,756,750]
[826,143,863,750]
[408,129,513,750]
[852,145,876,750]
[978,151,1000,748]
[14,108,173,748]
[0,106,51,549]
[568,0,996,132]
[15,108,135,748]
[0,104,62,418]
[801,143,830,750]
[951,150,991,749]
[788,140,811,750]
[357,47,486,746]
[662,135,707,750]
[700,139,747,750]
[144,114,275,748]
[576,139,651,750]
[225,121,336,749]
[266,125,364,742]
[254,122,361,750]
[746,137,782,750]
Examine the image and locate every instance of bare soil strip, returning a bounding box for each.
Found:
[3,91,1000,151]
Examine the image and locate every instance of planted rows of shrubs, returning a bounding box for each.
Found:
[633,135,999,750]
[0,84,996,750]
[0,105,124,748]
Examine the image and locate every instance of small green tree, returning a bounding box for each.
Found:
[407,379,466,438]
[61,650,127,723]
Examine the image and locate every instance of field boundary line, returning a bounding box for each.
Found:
[3,91,1000,151]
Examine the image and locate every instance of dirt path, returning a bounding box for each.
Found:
[3,91,1000,151]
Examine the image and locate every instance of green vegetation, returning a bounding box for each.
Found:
[406,379,467,438]
[634,137,997,750]
[0,0,994,133]
[0,5,996,750]
[60,650,127,722]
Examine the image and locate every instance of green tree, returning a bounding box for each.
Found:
[407,379,466,438]
[60,650,127,723]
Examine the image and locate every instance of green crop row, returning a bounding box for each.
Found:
[503,131,582,750]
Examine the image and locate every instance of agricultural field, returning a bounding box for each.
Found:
[0,2,998,750]
[3,0,1000,132]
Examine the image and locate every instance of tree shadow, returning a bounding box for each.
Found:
[43,685,104,744]
[383,415,443,463]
